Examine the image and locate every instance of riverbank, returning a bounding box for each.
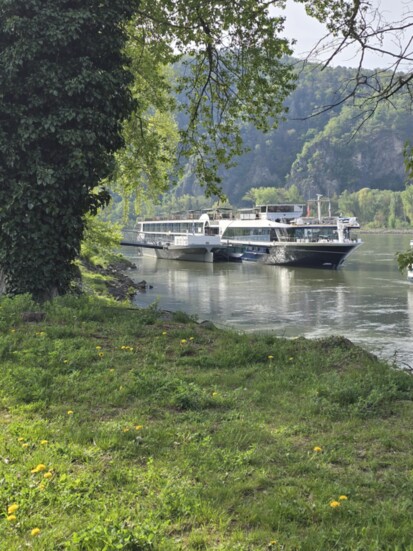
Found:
[359,228,413,234]
[80,256,150,301]
[1,294,412,549]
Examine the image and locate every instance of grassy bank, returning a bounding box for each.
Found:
[1,294,413,550]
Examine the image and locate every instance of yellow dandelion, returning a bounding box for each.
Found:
[180,339,187,344]
[128,347,134,351]
[96,345,102,350]
[7,504,19,515]
[162,331,167,335]
[38,483,45,491]
[135,425,143,431]
[7,515,17,522]
[17,437,24,442]
[10,328,16,333]
[269,542,277,547]
[313,446,322,452]
[63,359,68,364]
[31,528,41,537]
[43,472,53,479]
[22,443,29,448]
[122,428,130,433]
[121,345,127,350]
[268,355,274,359]
[31,464,47,473]
[40,439,48,445]
[189,336,194,340]
[212,391,218,396]
[98,352,104,358]
[339,495,348,501]
[67,410,74,415]
[330,500,341,508]
[288,357,294,361]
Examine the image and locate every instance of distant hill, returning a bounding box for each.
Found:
[176,62,413,205]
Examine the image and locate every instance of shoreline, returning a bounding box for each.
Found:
[358,228,413,234]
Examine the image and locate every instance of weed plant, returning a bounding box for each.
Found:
[0,294,412,550]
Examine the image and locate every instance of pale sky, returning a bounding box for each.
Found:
[276,0,413,69]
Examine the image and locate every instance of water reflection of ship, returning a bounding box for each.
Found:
[408,287,413,336]
[129,255,352,332]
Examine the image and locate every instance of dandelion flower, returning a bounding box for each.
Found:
[135,425,143,431]
[7,515,17,522]
[7,504,19,515]
[38,483,45,491]
[189,336,194,340]
[96,345,102,350]
[339,495,348,501]
[313,446,322,452]
[162,331,167,335]
[268,355,274,359]
[98,352,104,358]
[63,359,69,363]
[17,437,24,442]
[22,443,29,448]
[43,472,53,479]
[10,328,16,333]
[329,500,341,508]
[67,410,74,415]
[212,391,218,397]
[31,464,47,473]
[122,428,130,433]
[180,339,187,344]
[288,357,294,361]
[40,440,48,445]
[31,528,41,537]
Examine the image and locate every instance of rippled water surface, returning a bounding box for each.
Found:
[123,233,413,366]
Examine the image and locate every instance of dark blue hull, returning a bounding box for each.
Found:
[266,243,359,269]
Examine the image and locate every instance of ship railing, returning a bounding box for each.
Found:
[222,235,271,243]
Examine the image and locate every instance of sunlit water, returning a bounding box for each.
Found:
[122,233,413,367]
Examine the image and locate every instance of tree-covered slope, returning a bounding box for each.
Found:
[177,63,413,205]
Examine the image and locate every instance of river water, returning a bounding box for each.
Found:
[123,233,413,367]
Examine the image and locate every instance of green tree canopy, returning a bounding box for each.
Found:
[0,0,138,300]
[0,0,296,300]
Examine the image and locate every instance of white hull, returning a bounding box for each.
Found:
[137,231,224,263]
[141,247,215,263]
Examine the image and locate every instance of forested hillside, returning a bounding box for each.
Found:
[177,62,413,205]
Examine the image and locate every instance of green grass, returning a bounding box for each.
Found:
[1,294,413,550]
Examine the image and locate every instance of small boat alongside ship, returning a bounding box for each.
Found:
[134,200,362,269]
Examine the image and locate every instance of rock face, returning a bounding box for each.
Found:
[288,129,407,199]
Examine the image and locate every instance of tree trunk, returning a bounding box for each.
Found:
[0,269,6,297]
